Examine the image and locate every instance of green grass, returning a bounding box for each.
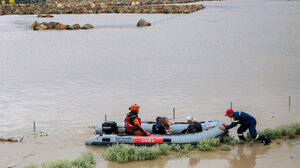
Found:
[25,152,95,168]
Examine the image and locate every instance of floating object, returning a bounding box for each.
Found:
[86,120,226,146]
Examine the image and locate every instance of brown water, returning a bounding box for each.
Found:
[1,0,300,167]
[1,0,300,135]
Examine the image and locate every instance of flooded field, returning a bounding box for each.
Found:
[1,0,300,167]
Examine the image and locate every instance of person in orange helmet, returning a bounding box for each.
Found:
[124,104,150,136]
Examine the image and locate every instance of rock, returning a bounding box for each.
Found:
[35,24,48,30]
[37,14,43,17]
[31,21,38,29]
[55,23,67,30]
[81,23,94,29]
[137,18,151,27]
[164,8,171,14]
[184,8,190,14]
[90,3,96,8]
[71,24,81,30]
[66,25,73,30]
[45,14,54,18]
[47,22,59,29]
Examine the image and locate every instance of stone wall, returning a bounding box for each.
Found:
[0,0,206,15]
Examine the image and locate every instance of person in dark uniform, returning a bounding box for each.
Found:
[219,109,271,145]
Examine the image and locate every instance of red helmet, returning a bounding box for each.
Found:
[129,104,140,112]
[225,108,234,116]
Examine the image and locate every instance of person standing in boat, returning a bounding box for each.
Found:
[182,116,202,134]
[219,108,271,145]
[152,117,167,134]
[124,104,150,136]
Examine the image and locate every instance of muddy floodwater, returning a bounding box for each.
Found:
[1,0,300,167]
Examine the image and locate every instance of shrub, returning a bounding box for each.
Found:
[72,152,95,168]
[221,145,231,151]
[262,123,300,140]
[42,160,72,168]
[220,136,240,145]
[180,144,194,154]
[169,144,181,152]
[25,152,96,168]
[103,144,169,163]
[197,138,220,151]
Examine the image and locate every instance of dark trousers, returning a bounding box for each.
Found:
[237,123,265,141]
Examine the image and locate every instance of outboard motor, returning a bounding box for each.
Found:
[102,121,118,134]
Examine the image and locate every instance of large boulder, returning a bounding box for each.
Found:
[81,23,94,29]
[55,23,67,30]
[137,18,151,27]
[35,24,48,30]
[71,24,81,30]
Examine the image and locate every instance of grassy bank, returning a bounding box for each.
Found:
[25,152,95,168]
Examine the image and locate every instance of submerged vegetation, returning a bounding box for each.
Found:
[24,152,95,168]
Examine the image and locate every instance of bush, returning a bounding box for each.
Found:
[221,145,231,151]
[197,138,220,151]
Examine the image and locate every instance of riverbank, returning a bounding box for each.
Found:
[0,0,206,15]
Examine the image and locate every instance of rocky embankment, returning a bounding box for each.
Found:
[31,21,94,30]
[0,0,205,15]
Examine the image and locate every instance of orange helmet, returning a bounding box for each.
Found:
[129,104,140,112]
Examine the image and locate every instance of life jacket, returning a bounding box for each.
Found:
[124,112,140,132]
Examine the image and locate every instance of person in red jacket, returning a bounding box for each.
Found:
[124,104,150,136]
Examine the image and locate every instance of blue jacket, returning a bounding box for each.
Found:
[225,111,257,130]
